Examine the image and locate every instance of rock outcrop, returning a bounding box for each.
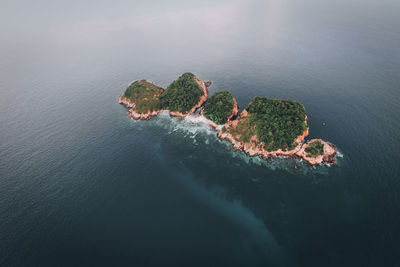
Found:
[227,98,238,122]
[295,139,337,165]
[190,77,208,115]
[118,95,135,108]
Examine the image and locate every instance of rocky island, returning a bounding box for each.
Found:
[119,73,208,120]
[119,73,337,165]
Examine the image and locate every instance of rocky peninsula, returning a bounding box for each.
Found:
[119,73,337,166]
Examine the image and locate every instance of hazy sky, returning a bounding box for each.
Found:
[1,0,399,36]
[1,0,399,72]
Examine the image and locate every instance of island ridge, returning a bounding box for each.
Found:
[119,72,337,165]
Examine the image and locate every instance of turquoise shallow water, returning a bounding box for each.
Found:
[1,0,400,266]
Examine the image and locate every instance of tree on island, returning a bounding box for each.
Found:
[305,141,324,157]
[226,97,307,151]
[159,72,204,114]
[203,91,235,125]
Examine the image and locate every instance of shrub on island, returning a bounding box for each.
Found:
[305,141,324,157]
[159,72,204,114]
[203,91,235,125]
[226,97,306,151]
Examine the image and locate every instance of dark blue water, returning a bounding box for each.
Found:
[1,0,400,266]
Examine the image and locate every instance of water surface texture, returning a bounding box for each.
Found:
[1,0,400,266]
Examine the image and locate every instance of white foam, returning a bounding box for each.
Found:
[152,113,218,140]
[184,114,223,131]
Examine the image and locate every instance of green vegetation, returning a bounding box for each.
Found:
[123,73,205,115]
[203,91,235,125]
[159,73,204,114]
[305,141,324,157]
[123,80,163,113]
[226,97,306,151]
[231,117,254,143]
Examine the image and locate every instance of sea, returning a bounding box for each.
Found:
[1,0,399,266]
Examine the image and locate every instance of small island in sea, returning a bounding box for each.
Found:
[119,73,337,165]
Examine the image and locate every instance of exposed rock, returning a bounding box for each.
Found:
[190,77,209,115]
[118,95,135,108]
[226,98,238,122]
[295,139,337,165]
[239,109,249,118]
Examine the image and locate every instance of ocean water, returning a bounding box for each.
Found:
[1,0,400,266]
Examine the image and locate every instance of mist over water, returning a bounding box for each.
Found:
[1,0,400,266]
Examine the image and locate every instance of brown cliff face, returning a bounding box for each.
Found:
[128,109,163,120]
[189,77,208,115]
[226,98,238,122]
[118,95,135,108]
[239,109,249,118]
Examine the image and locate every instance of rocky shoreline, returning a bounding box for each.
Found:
[295,139,337,165]
[217,110,336,165]
[118,77,209,120]
[119,77,337,166]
